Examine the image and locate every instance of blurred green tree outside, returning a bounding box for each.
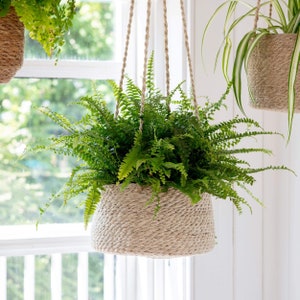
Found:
[0,1,114,299]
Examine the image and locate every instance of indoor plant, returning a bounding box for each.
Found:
[0,0,76,82]
[203,0,300,139]
[33,55,289,255]
[0,0,76,57]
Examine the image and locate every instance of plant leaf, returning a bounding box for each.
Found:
[272,0,288,29]
[287,30,300,141]
[232,31,255,114]
[118,133,142,180]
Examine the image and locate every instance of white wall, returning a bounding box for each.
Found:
[192,1,300,300]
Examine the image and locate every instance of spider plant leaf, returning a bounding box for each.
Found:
[222,37,232,83]
[244,30,269,70]
[287,13,300,33]
[272,0,288,29]
[287,30,300,141]
[288,0,300,22]
[225,1,238,31]
[202,0,254,71]
[244,30,269,104]
[232,31,255,114]
[288,0,294,21]
[224,2,271,38]
[201,1,232,70]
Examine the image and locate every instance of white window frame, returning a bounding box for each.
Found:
[0,1,194,300]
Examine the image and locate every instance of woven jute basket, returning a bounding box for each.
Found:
[91,184,215,258]
[247,34,300,112]
[0,7,24,83]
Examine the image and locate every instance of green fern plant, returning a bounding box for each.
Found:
[0,0,76,57]
[35,55,290,227]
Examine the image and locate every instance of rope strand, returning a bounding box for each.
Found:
[163,0,170,100]
[115,0,135,119]
[269,2,273,19]
[253,0,262,31]
[139,0,152,132]
[179,0,199,120]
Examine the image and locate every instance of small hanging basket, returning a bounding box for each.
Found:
[91,184,215,258]
[247,34,300,112]
[0,7,24,84]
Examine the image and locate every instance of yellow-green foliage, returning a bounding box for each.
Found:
[0,0,76,57]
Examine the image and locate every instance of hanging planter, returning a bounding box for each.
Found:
[0,7,24,83]
[0,1,76,83]
[91,184,215,257]
[247,34,300,112]
[33,0,290,258]
[89,0,218,257]
[203,0,300,139]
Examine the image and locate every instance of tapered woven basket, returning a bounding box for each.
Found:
[247,34,300,112]
[91,184,215,258]
[0,7,24,83]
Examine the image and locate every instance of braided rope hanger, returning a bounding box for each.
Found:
[114,0,135,118]
[115,0,200,129]
[179,0,199,120]
[253,0,273,31]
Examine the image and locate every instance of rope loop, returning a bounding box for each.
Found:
[179,0,199,120]
[163,0,170,100]
[139,0,152,132]
[253,0,273,31]
[115,0,135,119]
[116,0,200,129]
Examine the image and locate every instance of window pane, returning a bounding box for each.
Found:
[25,1,115,60]
[5,253,104,299]
[0,78,114,225]
[7,257,24,300]
[35,255,51,300]
[62,254,77,299]
[89,253,104,299]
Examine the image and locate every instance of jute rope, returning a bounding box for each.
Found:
[139,0,152,132]
[253,0,262,31]
[253,0,273,31]
[114,0,135,118]
[179,0,199,120]
[269,2,273,19]
[116,0,200,127]
[163,0,170,100]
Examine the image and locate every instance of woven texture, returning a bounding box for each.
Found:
[91,184,215,258]
[247,34,300,112]
[0,7,24,83]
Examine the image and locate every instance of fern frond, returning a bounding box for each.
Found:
[118,133,143,180]
[84,184,100,228]
[38,107,76,133]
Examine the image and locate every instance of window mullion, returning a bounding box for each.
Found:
[0,257,7,300]
[15,60,122,80]
[24,255,35,300]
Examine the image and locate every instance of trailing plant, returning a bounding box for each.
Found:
[202,0,300,139]
[34,56,290,227]
[0,0,76,57]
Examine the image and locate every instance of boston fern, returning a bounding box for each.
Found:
[36,56,288,226]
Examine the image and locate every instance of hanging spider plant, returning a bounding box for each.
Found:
[202,0,300,140]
